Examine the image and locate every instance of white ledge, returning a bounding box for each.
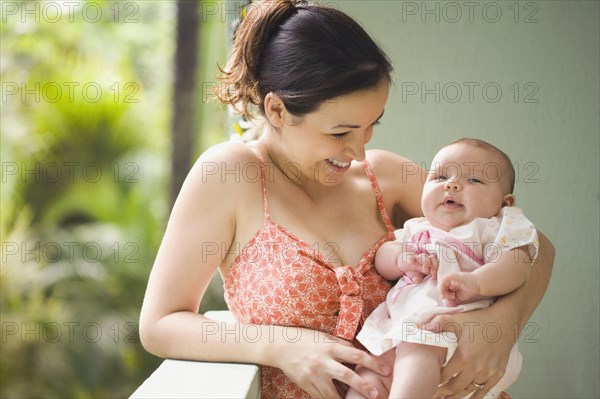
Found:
[131,311,261,399]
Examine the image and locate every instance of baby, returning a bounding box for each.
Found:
[350,138,539,399]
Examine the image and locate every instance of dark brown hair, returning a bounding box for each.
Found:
[450,138,516,193]
[216,0,393,119]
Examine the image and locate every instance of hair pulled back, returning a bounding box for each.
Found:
[216,0,393,119]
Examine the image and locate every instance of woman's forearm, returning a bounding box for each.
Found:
[140,309,391,396]
[429,232,554,399]
[142,311,298,366]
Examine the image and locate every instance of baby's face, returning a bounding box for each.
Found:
[421,143,514,231]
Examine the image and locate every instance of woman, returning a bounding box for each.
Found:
[139,1,554,398]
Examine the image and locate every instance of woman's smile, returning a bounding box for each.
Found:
[326,158,352,172]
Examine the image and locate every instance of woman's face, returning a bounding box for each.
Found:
[272,79,389,186]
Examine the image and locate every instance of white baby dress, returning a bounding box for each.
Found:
[357,207,538,398]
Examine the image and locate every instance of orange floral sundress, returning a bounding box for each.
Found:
[224,151,394,398]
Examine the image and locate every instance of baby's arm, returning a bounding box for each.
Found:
[439,248,532,305]
[374,241,406,280]
[375,240,438,282]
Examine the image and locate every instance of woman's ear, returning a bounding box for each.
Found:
[503,193,516,207]
[264,92,286,129]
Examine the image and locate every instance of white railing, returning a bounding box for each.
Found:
[130,311,261,399]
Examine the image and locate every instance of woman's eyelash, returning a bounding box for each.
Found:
[332,132,350,139]
[331,121,380,139]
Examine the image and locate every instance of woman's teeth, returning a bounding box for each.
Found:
[327,158,350,168]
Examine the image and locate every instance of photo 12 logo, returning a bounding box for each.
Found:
[1,1,139,24]
[400,82,540,104]
[1,162,140,184]
[1,241,140,264]
[399,161,540,185]
[1,321,140,344]
[198,1,340,23]
[1,82,140,104]
[399,1,540,24]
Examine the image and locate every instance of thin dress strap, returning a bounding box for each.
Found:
[362,160,395,233]
[247,146,270,219]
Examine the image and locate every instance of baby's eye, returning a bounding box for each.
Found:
[468,177,483,183]
[435,175,448,182]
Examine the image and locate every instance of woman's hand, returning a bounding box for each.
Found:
[421,309,515,399]
[424,232,554,399]
[272,328,390,399]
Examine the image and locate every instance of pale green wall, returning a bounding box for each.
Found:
[338,1,599,397]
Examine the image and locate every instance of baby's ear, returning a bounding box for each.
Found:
[503,193,515,207]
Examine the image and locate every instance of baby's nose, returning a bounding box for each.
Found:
[444,179,462,191]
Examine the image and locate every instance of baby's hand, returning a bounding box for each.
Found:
[438,272,480,306]
[397,252,439,283]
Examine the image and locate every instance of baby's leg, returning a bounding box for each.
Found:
[346,349,395,398]
[389,342,447,399]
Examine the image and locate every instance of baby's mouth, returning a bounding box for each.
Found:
[443,197,462,208]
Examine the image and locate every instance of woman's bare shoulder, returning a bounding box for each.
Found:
[365,149,425,188]
[174,141,261,218]
[185,141,262,188]
[197,140,260,165]
[366,149,418,170]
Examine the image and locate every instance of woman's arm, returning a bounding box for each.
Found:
[140,143,390,399]
[428,231,554,399]
[139,142,248,360]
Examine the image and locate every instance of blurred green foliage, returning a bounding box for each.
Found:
[1,1,227,397]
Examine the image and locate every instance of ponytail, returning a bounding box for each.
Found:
[215,0,392,120]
